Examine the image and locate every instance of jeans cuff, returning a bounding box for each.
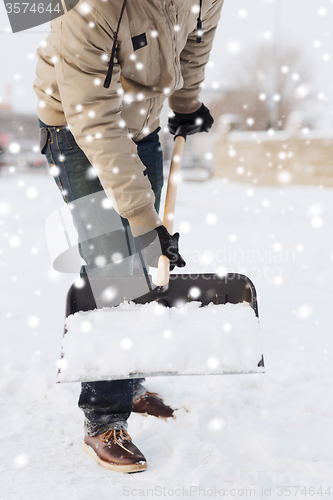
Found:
[133,379,147,402]
[84,418,128,437]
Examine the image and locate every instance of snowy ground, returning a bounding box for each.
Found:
[1,169,333,499]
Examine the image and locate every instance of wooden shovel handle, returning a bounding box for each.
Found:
[157,135,186,287]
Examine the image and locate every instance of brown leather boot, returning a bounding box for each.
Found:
[132,391,174,419]
[83,429,147,473]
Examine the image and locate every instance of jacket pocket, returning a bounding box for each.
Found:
[119,27,160,87]
[39,128,49,155]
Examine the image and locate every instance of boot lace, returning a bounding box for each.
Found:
[101,429,134,455]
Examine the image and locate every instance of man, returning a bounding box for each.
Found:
[34,0,223,473]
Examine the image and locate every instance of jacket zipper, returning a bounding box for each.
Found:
[137,1,179,139]
[164,1,181,91]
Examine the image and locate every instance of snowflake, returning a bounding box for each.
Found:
[273,242,282,252]
[80,321,91,332]
[188,286,201,299]
[226,40,242,55]
[294,304,313,320]
[13,454,29,469]
[79,2,91,14]
[238,9,247,18]
[311,217,323,228]
[317,7,327,16]
[111,252,123,263]
[208,418,224,431]
[26,187,38,199]
[101,286,117,301]
[95,255,106,267]
[179,221,191,233]
[8,142,21,154]
[101,198,113,209]
[207,357,219,369]
[28,315,40,328]
[278,171,292,184]
[216,267,227,278]
[121,338,132,350]
[9,235,21,247]
[74,278,85,288]
[1,205,12,220]
[205,213,217,225]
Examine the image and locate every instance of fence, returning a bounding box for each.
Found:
[213,130,333,187]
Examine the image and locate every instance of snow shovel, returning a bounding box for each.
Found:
[57,129,264,383]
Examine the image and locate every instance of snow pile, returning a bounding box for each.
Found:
[59,301,263,382]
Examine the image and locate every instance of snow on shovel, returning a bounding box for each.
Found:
[57,129,264,382]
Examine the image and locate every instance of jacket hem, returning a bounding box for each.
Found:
[37,103,67,126]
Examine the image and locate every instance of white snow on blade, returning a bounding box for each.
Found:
[58,301,262,382]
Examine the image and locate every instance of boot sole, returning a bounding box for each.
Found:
[82,443,148,473]
[133,412,169,421]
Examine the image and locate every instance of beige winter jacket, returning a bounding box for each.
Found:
[34,0,224,236]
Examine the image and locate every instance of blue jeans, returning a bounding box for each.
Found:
[39,119,164,434]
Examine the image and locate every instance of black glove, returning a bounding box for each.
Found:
[135,225,186,271]
[168,103,214,136]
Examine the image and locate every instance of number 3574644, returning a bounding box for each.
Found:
[5,3,61,14]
